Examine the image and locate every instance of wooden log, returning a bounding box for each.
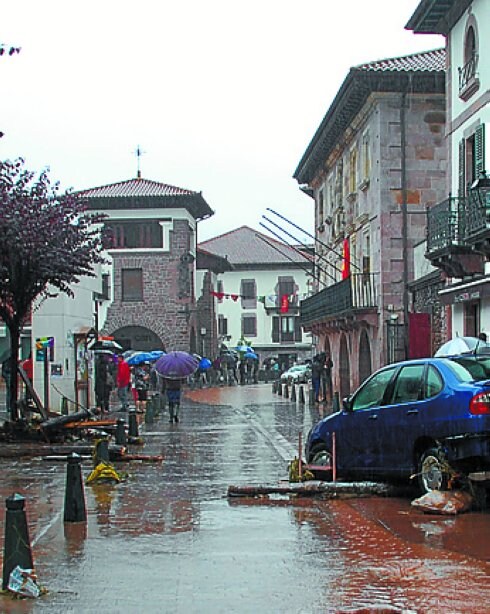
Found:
[227,481,396,498]
[0,442,126,460]
[40,409,92,431]
[63,419,117,429]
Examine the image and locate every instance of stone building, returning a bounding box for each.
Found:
[294,49,447,398]
[79,175,214,352]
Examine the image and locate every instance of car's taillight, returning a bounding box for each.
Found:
[469,391,490,415]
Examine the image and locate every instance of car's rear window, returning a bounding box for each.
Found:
[447,357,490,381]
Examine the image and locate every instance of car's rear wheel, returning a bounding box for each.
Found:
[418,447,450,493]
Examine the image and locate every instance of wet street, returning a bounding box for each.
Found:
[0,384,489,613]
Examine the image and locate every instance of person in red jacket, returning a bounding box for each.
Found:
[116,355,131,411]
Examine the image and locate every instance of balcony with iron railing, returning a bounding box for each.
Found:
[426,195,485,277]
[458,53,479,101]
[300,273,377,328]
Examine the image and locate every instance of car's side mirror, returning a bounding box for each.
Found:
[342,397,353,412]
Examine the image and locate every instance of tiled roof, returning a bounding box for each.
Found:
[354,48,446,73]
[199,226,313,267]
[77,176,214,220]
[294,47,446,185]
[77,177,197,198]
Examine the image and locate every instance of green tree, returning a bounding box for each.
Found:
[0,158,106,421]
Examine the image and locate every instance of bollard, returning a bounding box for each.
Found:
[333,391,340,413]
[61,396,69,415]
[64,453,87,523]
[272,381,277,394]
[291,384,297,402]
[284,384,289,399]
[2,494,34,590]
[94,434,110,465]
[152,394,160,418]
[115,418,127,446]
[277,382,282,396]
[128,409,139,438]
[298,385,305,405]
[145,397,155,424]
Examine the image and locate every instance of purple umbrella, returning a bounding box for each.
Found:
[155,351,199,379]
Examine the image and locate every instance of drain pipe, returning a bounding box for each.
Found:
[401,88,409,360]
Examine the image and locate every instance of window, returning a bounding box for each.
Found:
[352,368,395,410]
[459,124,485,196]
[362,131,371,181]
[391,365,424,404]
[318,188,324,227]
[218,314,228,335]
[122,268,143,302]
[242,314,256,337]
[106,221,164,249]
[241,279,256,309]
[271,316,302,343]
[424,365,443,399]
[459,22,479,100]
[277,276,297,308]
[349,149,357,193]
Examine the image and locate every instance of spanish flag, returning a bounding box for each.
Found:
[341,238,350,279]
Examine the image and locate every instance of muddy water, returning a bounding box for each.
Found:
[0,383,488,613]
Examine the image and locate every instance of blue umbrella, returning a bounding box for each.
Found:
[244,351,258,360]
[235,345,253,353]
[149,350,165,360]
[126,352,155,365]
[199,357,212,370]
[155,351,200,379]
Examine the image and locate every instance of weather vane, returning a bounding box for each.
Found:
[133,145,146,179]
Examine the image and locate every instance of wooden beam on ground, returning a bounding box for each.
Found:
[227,481,397,498]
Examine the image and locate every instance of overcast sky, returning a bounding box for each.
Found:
[1,1,443,242]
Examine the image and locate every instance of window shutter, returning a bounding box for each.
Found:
[272,317,279,342]
[458,139,466,196]
[294,317,302,342]
[475,124,485,178]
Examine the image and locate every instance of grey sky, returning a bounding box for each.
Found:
[1,1,443,242]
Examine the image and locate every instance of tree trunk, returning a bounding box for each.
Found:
[6,320,20,422]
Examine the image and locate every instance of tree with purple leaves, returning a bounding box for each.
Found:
[0,158,107,421]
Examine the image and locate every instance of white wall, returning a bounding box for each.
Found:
[31,268,102,413]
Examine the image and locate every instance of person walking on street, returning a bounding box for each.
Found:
[95,355,113,414]
[116,354,131,411]
[321,351,333,404]
[165,377,184,423]
[311,357,322,403]
[134,363,150,414]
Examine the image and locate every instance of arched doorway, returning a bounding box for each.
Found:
[339,334,351,400]
[358,329,372,385]
[112,326,165,352]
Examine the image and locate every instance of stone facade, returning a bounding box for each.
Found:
[102,219,197,351]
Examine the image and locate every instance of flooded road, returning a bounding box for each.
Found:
[0,384,489,613]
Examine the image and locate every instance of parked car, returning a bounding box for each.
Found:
[280,364,311,385]
[305,356,490,493]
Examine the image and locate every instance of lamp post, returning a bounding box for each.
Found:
[200,327,206,357]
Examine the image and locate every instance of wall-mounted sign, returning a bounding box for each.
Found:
[454,291,480,303]
[36,337,54,362]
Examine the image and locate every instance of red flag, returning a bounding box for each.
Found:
[280,294,289,313]
[341,238,350,279]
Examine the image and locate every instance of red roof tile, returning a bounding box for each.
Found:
[77,177,197,198]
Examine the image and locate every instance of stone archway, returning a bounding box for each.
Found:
[112,326,165,352]
[339,334,351,399]
[358,329,372,386]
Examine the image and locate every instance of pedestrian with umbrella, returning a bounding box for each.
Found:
[155,351,199,423]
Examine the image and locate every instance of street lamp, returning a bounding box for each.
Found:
[200,327,206,357]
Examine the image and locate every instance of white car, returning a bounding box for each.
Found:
[280,365,311,385]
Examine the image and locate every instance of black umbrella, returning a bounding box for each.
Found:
[88,339,123,352]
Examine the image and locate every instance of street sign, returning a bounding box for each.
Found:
[36,336,54,362]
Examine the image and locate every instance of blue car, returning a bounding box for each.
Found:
[305,356,490,493]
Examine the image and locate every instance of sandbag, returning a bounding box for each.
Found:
[411,490,473,515]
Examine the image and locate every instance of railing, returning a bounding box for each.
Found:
[462,189,490,239]
[300,273,377,327]
[426,197,462,252]
[458,53,478,95]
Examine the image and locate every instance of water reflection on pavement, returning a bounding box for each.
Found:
[0,383,488,613]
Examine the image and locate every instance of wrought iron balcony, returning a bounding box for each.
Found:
[426,197,462,252]
[426,195,485,277]
[300,273,377,327]
[458,54,479,100]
